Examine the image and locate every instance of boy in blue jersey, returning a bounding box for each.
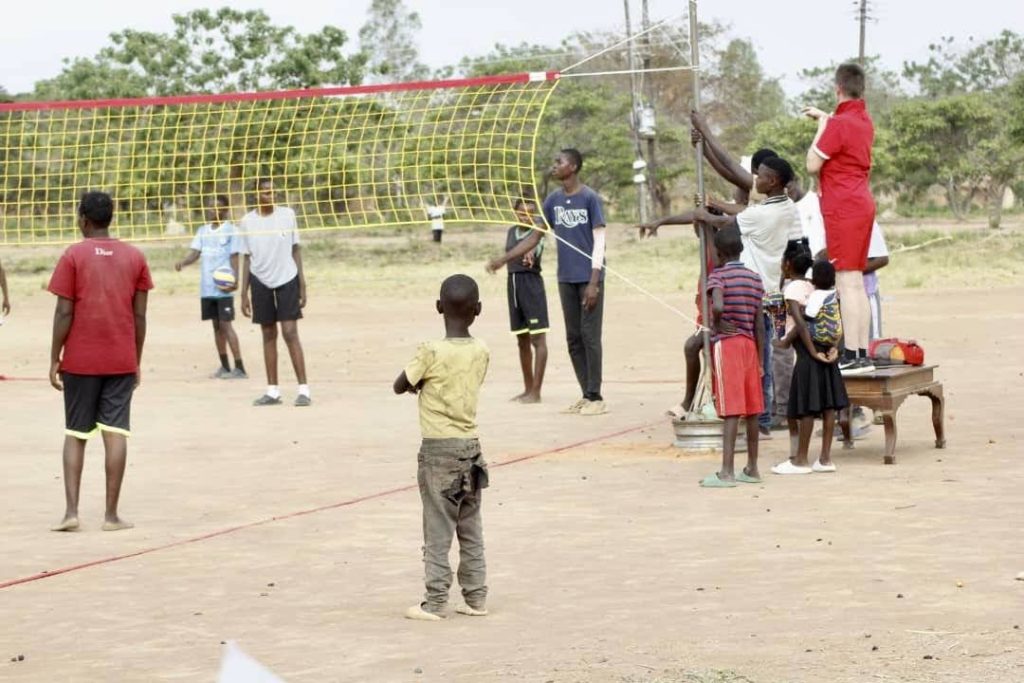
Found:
[175,195,246,379]
[487,197,549,403]
[543,149,608,416]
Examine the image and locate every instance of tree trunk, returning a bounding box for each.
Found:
[945,178,967,221]
[987,181,1005,229]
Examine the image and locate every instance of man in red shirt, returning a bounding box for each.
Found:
[48,192,153,532]
[804,62,876,374]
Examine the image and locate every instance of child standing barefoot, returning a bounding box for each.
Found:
[394,275,491,620]
[772,260,848,474]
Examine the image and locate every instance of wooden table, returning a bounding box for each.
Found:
[838,364,945,465]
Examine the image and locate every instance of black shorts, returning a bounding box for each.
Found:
[62,372,135,439]
[507,271,549,335]
[251,275,303,325]
[201,296,235,322]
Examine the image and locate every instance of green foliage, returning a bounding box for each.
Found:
[886,93,1020,224]
[34,7,365,99]
[359,0,429,83]
[903,30,1024,97]
[704,39,786,153]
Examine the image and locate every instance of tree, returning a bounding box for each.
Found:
[886,94,1020,226]
[703,39,786,154]
[359,0,429,83]
[903,30,1024,97]
[34,7,365,99]
[893,31,1024,225]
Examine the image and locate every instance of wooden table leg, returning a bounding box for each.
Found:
[880,411,898,465]
[919,385,946,449]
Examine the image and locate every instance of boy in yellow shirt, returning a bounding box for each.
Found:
[393,274,490,620]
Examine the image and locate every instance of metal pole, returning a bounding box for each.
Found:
[858,0,867,64]
[624,0,648,226]
[689,0,713,393]
[641,0,659,216]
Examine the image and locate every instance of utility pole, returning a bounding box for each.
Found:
[857,0,868,64]
[623,0,648,227]
[640,0,660,216]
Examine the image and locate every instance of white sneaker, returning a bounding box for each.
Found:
[561,398,588,414]
[579,400,608,416]
[455,603,488,616]
[404,604,444,621]
[771,460,813,475]
[812,460,837,473]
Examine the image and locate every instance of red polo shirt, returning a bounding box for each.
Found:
[814,99,876,270]
[48,238,154,376]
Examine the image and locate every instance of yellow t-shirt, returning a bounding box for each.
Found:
[404,337,490,438]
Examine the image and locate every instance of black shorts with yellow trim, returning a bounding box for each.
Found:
[507,271,550,336]
[62,372,136,439]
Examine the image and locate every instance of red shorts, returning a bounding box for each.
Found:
[712,335,764,418]
[822,203,875,271]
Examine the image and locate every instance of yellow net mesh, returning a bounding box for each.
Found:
[0,73,558,245]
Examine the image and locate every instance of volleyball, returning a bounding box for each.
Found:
[212,266,236,291]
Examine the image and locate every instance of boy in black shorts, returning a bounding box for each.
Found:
[174,195,246,379]
[487,198,549,403]
[48,192,153,531]
[239,178,310,406]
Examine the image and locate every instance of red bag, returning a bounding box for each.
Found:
[869,338,925,366]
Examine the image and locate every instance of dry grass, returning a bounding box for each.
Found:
[2,222,1020,303]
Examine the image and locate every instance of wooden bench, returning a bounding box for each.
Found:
[838,364,945,465]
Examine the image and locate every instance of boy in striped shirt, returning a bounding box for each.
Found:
[700,226,765,488]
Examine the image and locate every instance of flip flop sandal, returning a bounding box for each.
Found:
[699,473,737,488]
[736,470,762,484]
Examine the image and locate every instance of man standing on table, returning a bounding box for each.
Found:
[543,148,608,416]
[804,63,876,374]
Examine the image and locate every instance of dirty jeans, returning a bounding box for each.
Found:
[417,438,489,613]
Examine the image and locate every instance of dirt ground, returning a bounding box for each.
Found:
[1,240,1023,682]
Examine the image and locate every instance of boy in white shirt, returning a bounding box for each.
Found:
[239,178,311,407]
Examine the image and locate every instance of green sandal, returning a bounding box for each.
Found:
[736,470,762,484]
[699,473,737,488]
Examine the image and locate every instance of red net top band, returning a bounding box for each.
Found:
[0,72,560,113]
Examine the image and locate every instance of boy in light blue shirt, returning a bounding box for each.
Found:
[175,195,247,379]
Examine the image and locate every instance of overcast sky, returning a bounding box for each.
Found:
[0,0,1013,96]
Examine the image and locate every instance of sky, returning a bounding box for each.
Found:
[0,0,1015,97]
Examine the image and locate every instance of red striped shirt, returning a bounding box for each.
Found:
[706,261,764,342]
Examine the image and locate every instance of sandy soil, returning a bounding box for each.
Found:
[1,268,1022,682]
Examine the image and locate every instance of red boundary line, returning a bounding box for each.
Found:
[0,72,559,113]
[0,419,658,591]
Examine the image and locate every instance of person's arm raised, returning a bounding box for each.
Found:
[692,111,754,193]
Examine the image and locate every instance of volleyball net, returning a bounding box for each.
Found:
[0,72,559,245]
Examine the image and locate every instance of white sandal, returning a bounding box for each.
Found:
[812,460,837,473]
[771,460,813,475]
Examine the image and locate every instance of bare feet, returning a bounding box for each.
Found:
[51,516,80,532]
[517,393,541,404]
[509,392,528,402]
[102,518,134,532]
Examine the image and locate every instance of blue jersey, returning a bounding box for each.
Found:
[190,222,240,298]
[543,185,606,284]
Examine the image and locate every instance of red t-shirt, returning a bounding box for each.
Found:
[48,238,154,375]
[814,99,875,215]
